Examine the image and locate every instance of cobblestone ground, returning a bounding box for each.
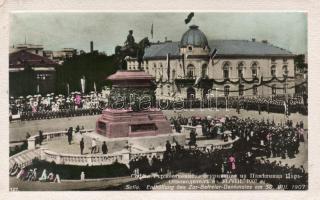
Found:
[10,108,308,142]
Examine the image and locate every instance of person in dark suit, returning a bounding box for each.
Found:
[38,130,43,145]
[102,141,108,154]
[80,138,84,155]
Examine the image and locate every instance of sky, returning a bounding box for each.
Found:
[10,12,307,55]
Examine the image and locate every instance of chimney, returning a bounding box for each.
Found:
[262,40,268,44]
[252,38,256,42]
[90,41,93,53]
[165,37,167,42]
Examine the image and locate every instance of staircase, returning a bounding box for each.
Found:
[9,149,41,169]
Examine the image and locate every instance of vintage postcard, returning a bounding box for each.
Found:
[6,11,309,192]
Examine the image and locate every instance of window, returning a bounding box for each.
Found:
[223,63,230,79]
[239,85,244,96]
[271,65,276,77]
[201,64,208,78]
[283,65,288,76]
[187,65,195,78]
[272,85,276,95]
[224,85,230,96]
[188,46,193,51]
[283,58,287,63]
[271,58,276,63]
[172,69,176,79]
[253,85,258,95]
[251,62,258,78]
[160,85,163,95]
[238,62,244,78]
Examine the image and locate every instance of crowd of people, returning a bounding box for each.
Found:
[9,92,307,122]
[9,92,107,121]
[226,95,307,115]
[160,94,307,115]
[170,115,305,159]
[128,130,307,189]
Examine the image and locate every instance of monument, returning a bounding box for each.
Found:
[93,31,185,151]
[96,70,172,138]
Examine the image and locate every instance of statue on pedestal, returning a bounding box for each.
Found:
[115,30,150,70]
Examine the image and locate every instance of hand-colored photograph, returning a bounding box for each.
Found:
[8,12,307,191]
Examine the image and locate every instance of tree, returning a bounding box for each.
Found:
[294,54,307,73]
[55,52,118,94]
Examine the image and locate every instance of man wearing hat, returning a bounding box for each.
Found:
[125,30,135,48]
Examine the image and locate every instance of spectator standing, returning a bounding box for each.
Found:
[38,130,43,145]
[102,141,108,154]
[80,138,84,155]
[67,127,73,145]
[91,138,97,154]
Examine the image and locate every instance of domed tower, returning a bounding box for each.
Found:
[180,25,210,56]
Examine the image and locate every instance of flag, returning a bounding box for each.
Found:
[182,54,185,76]
[66,83,70,95]
[80,76,86,93]
[258,74,263,85]
[185,12,194,24]
[283,101,288,116]
[94,82,97,93]
[193,76,202,87]
[167,53,170,81]
[210,48,218,65]
[151,23,153,39]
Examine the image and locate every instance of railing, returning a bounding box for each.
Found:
[22,125,235,168]
[41,148,130,167]
[9,149,41,168]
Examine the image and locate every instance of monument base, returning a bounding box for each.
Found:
[89,132,186,153]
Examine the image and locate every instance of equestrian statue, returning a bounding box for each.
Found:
[115,30,150,70]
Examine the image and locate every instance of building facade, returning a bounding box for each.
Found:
[9,50,58,96]
[127,25,296,100]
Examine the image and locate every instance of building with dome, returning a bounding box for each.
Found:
[127,25,296,100]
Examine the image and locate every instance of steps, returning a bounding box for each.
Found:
[9,149,41,169]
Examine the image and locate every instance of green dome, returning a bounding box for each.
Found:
[180,25,209,48]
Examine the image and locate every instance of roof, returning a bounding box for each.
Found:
[9,50,58,69]
[143,40,294,59]
[180,25,209,48]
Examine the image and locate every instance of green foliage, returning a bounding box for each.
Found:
[294,54,308,72]
[55,52,119,94]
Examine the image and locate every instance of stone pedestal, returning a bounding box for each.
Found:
[96,70,173,139]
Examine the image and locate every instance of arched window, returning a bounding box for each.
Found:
[272,84,276,95]
[251,62,258,78]
[201,64,208,78]
[239,85,244,96]
[283,65,288,76]
[223,62,230,79]
[187,64,195,78]
[238,62,244,78]
[271,65,276,77]
[187,87,196,99]
[253,85,258,95]
[160,84,163,95]
[224,85,230,96]
[172,69,176,80]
